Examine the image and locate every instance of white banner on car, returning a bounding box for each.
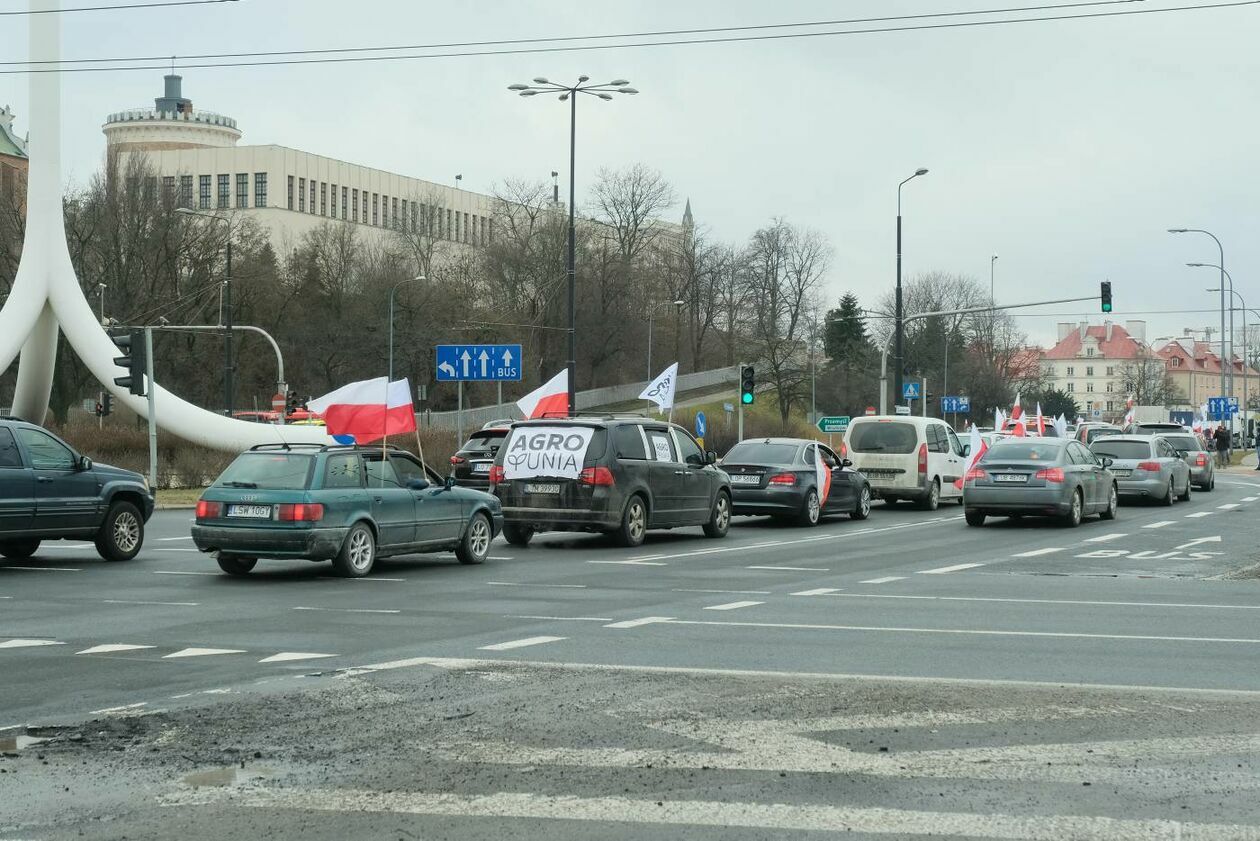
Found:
[503,426,596,480]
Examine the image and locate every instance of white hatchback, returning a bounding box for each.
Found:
[841,416,966,510]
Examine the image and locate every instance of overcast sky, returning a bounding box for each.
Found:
[2,0,1257,351]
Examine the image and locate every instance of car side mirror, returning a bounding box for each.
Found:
[961,444,971,457]
[444,475,456,490]
[841,458,853,468]
[77,455,92,471]
[406,478,430,491]
[1101,457,1114,469]
[705,451,718,465]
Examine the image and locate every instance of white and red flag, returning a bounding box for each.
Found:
[955,424,989,489]
[994,407,1006,432]
[814,443,832,506]
[1009,394,1023,425]
[517,369,569,419]
[1035,402,1046,436]
[308,377,416,444]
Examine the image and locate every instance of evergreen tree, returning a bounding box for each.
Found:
[823,292,868,361]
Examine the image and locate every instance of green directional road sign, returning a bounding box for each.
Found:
[816,416,851,434]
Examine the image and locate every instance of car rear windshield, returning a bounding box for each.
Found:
[214,453,314,490]
[1090,441,1153,460]
[460,431,507,454]
[1161,434,1203,452]
[984,442,1063,461]
[1085,427,1120,443]
[723,442,800,464]
[848,422,917,454]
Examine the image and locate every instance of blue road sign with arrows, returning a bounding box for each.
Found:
[1207,396,1239,417]
[941,396,971,413]
[902,382,921,400]
[435,344,523,382]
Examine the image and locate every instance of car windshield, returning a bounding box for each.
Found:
[1085,427,1120,443]
[983,441,1063,461]
[849,422,917,454]
[1091,441,1154,460]
[723,442,799,464]
[1161,434,1203,452]
[213,453,314,490]
[461,431,507,455]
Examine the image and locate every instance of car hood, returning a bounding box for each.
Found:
[91,462,147,484]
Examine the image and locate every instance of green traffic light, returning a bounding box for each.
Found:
[741,392,754,405]
[1102,303,1112,313]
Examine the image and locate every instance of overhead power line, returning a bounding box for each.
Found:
[1,0,238,15]
[1,0,1255,74]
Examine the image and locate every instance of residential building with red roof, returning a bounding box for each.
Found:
[1042,321,1148,417]
[1156,338,1258,410]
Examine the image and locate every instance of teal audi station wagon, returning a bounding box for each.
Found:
[192,444,503,577]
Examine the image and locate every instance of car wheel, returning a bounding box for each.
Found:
[1062,489,1083,527]
[797,489,821,527]
[1177,477,1192,502]
[95,501,144,562]
[614,495,648,548]
[702,491,731,538]
[1206,477,1215,492]
[1100,484,1118,520]
[917,479,940,511]
[217,555,257,576]
[502,523,534,547]
[332,522,376,578]
[0,539,40,560]
[1161,481,1175,506]
[456,513,492,564]
[852,485,872,520]
[965,510,986,527]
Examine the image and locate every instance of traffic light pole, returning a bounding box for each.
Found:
[144,328,157,488]
[737,362,744,443]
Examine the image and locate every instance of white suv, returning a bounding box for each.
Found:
[842,416,966,510]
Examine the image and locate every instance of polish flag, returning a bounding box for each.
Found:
[1035,402,1046,436]
[814,443,832,507]
[517,369,569,419]
[1011,414,1027,437]
[1009,394,1023,427]
[308,377,416,444]
[955,425,989,490]
[994,407,1006,432]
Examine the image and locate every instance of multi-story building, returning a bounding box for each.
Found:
[1156,338,1258,411]
[1041,321,1148,418]
[103,75,495,251]
[0,105,28,214]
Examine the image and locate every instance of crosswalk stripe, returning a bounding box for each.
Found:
[76,644,156,655]
[162,647,247,659]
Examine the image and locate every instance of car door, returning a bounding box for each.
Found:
[927,424,956,497]
[671,429,713,524]
[363,457,418,550]
[1156,438,1187,493]
[806,444,850,513]
[1071,442,1104,508]
[15,427,100,534]
[396,454,463,545]
[0,427,35,534]
[943,428,967,500]
[643,426,686,526]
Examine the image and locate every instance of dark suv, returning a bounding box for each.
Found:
[490,416,731,548]
[450,421,511,490]
[0,418,154,563]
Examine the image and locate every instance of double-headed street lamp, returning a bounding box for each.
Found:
[508,76,638,416]
[176,207,234,415]
[388,275,424,382]
[894,167,929,406]
[1168,228,1227,403]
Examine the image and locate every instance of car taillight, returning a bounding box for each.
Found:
[577,466,615,486]
[488,465,505,486]
[964,467,988,482]
[1035,467,1065,483]
[918,443,928,475]
[277,503,324,522]
[195,499,221,519]
[450,455,466,465]
[1136,461,1161,472]
[768,473,797,486]
[1195,453,1208,467]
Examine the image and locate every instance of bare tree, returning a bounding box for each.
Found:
[1119,355,1183,406]
[589,164,676,263]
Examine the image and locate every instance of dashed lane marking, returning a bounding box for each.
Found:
[916,562,985,575]
[1242,496,1258,502]
[486,556,515,561]
[1142,521,1175,528]
[672,588,771,595]
[154,548,200,553]
[162,648,247,659]
[76,644,156,655]
[258,652,336,664]
[0,639,63,649]
[510,615,613,623]
[152,570,218,576]
[478,635,566,651]
[747,565,830,572]
[797,592,1260,611]
[318,576,406,582]
[0,566,81,572]
[487,581,587,589]
[156,536,194,541]
[604,616,673,630]
[1012,547,1065,558]
[703,600,765,611]
[792,588,843,596]
[587,560,668,567]
[1186,512,1213,518]
[1084,533,1127,542]
[103,599,199,607]
[859,576,906,584]
[292,606,401,614]
[1217,503,1241,510]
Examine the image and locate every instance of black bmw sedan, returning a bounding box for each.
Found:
[722,437,872,526]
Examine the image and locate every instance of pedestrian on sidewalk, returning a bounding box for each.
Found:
[1254,429,1260,471]
[1213,424,1231,469]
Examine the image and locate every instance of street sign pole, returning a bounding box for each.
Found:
[737,362,744,443]
[457,381,463,445]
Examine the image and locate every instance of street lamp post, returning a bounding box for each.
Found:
[388,275,424,382]
[1169,228,1227,405]
[1198,267,1248,432]
[895,168,929,409]
[96,283,107,326]
[508,76,638,416]
[177,207,234,415]
[990,255,998,303]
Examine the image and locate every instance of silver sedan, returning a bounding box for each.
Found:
[963,438,1118,528]
[1088,435,1192,505]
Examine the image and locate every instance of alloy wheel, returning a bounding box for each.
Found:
[715,495,730,531]
[859,487,871,517]
[469,518,491,558]
[113,511,140,554]
[348,529,374,571]
[628,502,646,543]
[807,491,820,523]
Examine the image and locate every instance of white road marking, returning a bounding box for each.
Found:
[916,562,985,574]
[486,556,515,561]
[258,652,335,663]
[703,600,764,611]
[0,566,81,572]
[746,565,830,572]
[486,581,587,589]
[154,548,200,553]
[1012,547,1065,558]
[604,616,673,630]
[162,647,247,659]
[478,635,566,651]
[103,599,199,607]
[152,570,218,576]
[0,639,63,649]
[1217,503,1240,510]
[76,644,156,655]
[510,615,613,622]
[669,618,1260,644]
[587,560,668,567]
[791,588,843,596]
[156,536,194,541]
[165,787,1260,840]
[89,702,147,715]
[26,542,93,549]
[1084,533,1127,542]
[803,592,1260,611]
[292,606,401,614]
[1241,496,1258,502]
[317,576,406,582]
[1175,536,1222,550]
[1185,511,1213,518]
[859,576,906,584]
[1142,521,1175,528]
[672,588,771,595]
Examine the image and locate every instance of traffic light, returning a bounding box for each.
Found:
[101,393,113,417]
[1100,281,1113,313]
[111,329,147,397]
[740,365,755,405]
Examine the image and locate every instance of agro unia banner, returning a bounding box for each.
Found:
[503,426,596,480]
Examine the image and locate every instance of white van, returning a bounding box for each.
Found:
[841,416,966,510]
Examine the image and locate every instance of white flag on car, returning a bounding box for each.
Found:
[639,362,679,413]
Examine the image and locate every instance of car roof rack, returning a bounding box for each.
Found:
[247,442,324,451]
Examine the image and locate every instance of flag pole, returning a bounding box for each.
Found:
[413,426,427,476]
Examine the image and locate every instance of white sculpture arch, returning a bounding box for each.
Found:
[5,0,327,451]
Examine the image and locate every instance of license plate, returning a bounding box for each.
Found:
[526,483,561,494]
[1112,469,1132,478]
[730,474,761,485]
[227,504,272,519]
[994,474,1028,483]
[473,463,492,473]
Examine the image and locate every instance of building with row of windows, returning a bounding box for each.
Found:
[103,75,495,250]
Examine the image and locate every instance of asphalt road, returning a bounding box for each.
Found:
[4,469,1260,839]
